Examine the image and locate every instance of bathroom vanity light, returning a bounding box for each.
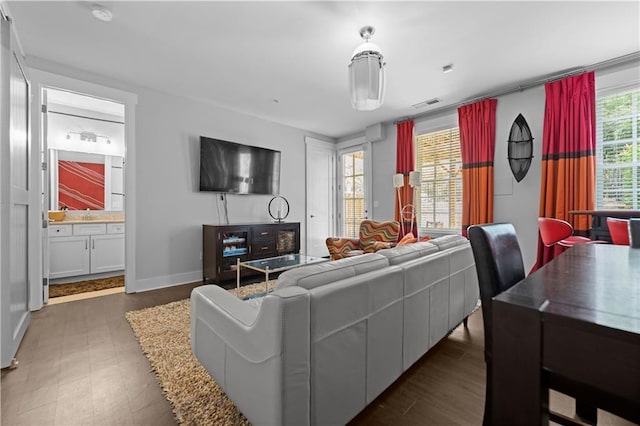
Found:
[66,131,111,144]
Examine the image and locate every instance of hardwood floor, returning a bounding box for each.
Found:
[1,283,636,425]
[1,282,201,426]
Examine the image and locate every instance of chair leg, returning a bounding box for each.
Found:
[463,316,469,328]
[575,400,597,425]
[483,362,492,426]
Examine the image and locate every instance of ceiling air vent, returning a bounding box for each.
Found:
[412,98,441,109]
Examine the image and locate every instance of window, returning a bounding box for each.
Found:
[341,150,365,238]
[596,87,640,209]
[415,127,462,231]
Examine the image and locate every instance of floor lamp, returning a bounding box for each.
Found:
[393,173,404,222]
[406,171,420,236]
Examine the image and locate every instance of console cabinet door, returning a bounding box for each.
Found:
[49,236,90,279]
[91,234,125,273]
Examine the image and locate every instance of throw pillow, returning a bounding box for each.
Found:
[419,235,431,242]
[362,241,392,253]
[397,233,417,246]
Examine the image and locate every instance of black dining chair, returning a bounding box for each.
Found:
[468,223,524,425]
[468,223,597,426]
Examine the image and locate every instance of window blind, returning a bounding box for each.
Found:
[415,128,462,230]
[595,86,640,210]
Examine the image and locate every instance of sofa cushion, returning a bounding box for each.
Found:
[275,253,389,290]
[429,234,469,250]
[377,242,439,265]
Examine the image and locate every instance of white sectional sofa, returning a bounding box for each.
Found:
[191,235,479,426]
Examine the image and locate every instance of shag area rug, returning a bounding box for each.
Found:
[125,281,270,425]
[49,274,124,298]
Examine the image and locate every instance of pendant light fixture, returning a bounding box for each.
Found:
[348,26,386,111]
[91,3,113,22]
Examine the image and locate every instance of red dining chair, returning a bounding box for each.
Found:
[607,217,630,245]
[537,217,605,247]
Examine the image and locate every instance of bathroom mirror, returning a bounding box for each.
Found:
[45,88,125,212]
[49,149,124,211]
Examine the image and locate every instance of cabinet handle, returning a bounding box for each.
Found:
[261,246,269,250]
[85,240,88,250]
[92,240,95,250]
[261,232,268,235]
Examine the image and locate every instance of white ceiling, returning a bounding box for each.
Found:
[5,1,640,139]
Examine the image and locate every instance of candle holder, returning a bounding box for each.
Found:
[268,196,290,223]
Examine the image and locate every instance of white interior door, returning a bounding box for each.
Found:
[41,89,49,303]
[305,137,335,258]
[0,14,31,368]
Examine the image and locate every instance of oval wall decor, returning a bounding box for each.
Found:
[507,113,534,182]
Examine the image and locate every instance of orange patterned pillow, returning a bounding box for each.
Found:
[396,233,417,246]
[361,241,392,253]
[419,235,431,242]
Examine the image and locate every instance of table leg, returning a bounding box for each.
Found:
[236,258,240,289]
[265,268,270,293]
[492,299,546,424]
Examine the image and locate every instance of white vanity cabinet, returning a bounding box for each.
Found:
[49,231,91,278]
[49,222,124,279]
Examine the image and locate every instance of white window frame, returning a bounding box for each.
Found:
[414,114,461,235]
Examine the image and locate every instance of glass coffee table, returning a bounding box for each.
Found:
[236,253,328,293]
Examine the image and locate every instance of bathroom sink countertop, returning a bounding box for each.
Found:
[49,213,125,225]
[51,218,125,225]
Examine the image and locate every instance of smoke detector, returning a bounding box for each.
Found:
[91,4,112,22]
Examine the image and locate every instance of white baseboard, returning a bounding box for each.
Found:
[130,270,203,293]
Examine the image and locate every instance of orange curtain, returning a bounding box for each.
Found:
[458,99,497,237]
[531,72,596,273]
[394,120,415,237]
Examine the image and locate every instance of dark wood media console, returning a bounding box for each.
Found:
[202,222,300,284]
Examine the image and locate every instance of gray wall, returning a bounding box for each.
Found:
[26,58,639,293]
[369,62,639,271]
[133,87,330,290]
[28,60,333,293]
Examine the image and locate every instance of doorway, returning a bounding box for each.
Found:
[42,88,127,303]
[305,137,336,258]
[337,141,372,237]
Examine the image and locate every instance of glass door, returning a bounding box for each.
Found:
[340,149,367,237]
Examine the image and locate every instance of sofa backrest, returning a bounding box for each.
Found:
[428,234,469,250]
[275,253,389,290]
[377,241,439,265]
[306,265,405,425]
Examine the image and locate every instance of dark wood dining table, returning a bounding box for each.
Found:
[491,243,640,424]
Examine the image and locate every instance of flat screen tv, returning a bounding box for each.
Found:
[199,136,281,195]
